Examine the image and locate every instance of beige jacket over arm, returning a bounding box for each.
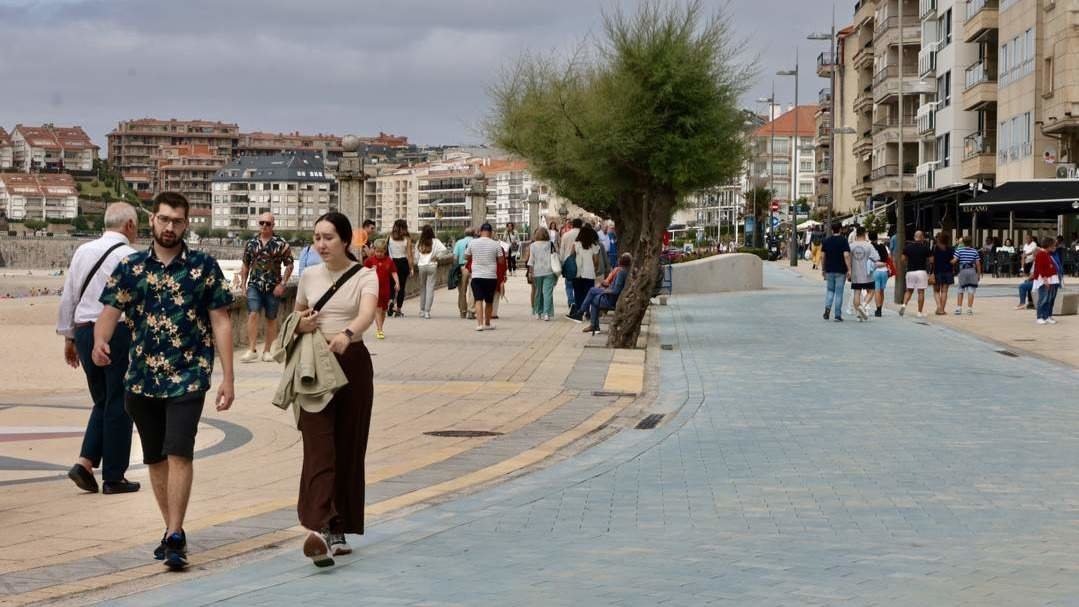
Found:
[271,311,349,427]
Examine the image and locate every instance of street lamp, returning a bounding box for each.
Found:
[809,15,836,229]
[756,90,777,250]
[778,50,800,267]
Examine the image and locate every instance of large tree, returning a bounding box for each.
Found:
[487,1,753,348]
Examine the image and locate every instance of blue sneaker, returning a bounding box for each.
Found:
[153,530,168,560]
[163,531,188,571]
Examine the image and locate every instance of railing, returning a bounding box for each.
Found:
[876,115,917,128]
[920,0,938,19]
[964,59,997,89]
[965,0,998,22]
[819,88,832,107]
[916,102,938,134]
[873,64,919,87]
[871,164,916,180]
[817,52,836,71]
[818,160,832,173]
[918,43,938,77]
[818,125,833,139]
[873,14,920,36]
[963,130,996,159]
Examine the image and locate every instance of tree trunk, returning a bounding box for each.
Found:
[607,193,671,349]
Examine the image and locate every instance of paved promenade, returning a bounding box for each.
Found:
[97,264,1079,606]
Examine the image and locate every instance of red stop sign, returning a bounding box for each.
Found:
[770,201,780,212]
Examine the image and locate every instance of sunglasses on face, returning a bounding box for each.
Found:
[259,221,273,227]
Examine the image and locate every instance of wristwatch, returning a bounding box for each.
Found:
[342,328,354,338]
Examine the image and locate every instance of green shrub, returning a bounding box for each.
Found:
[736,247,769,260]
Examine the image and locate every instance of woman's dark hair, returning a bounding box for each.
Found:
[418,224,435,254]
[619,252,633,267]
[868,231,878,242]
[576,224,599,249]
[391,219,409,240]
[935,232,951,247]
[314,211,357,262]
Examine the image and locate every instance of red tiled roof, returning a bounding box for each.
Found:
[751,105,819,138]
[13,125,97,150]
[484,159,530,174]
[0,172,78,197]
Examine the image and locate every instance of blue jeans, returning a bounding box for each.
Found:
[562,255,578,309]
[74,324,133,481]
[532,273,557,317]
[824,272,845,317]
[1037,284,1058,320]
[246,285,281,320]
[575,286,605,326]
[1019,280,1034,306]
[590,291,618,331]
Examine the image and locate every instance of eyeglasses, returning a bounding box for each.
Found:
[155,216,187,228]
[259,221,274,227]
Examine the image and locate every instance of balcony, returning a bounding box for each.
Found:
[870,164,917,195]
[872,116,918,145]
[963,60,998,110]
[817,159,832,176]
[916,161,938,191]
[963,0,998,43]
[916,101,938,138]
[818,87,832,108]
[817,52,836,77]
[854,87,874,114]
[962,131,996,179]
[918,41,939,78]
[920,0,938,20]
[853,134,874,157]
[873,15,921,49]
[873,65,934,101]
[852,42,874,70]
[817,125,833,148]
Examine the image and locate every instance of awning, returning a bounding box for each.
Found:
[959,180,1079,219]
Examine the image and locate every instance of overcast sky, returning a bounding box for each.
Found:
[0,0,840,149]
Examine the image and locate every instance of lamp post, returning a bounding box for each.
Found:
[809,7,837,229]
[778,50,800,267]
[756,90,777,250]
[894,5,907,304]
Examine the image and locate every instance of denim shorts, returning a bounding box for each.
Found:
[246,285,280,320]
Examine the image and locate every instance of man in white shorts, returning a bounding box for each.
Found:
[899,230,931,318]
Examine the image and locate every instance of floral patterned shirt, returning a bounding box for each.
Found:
[243,235,293,292]
[99,245,233,398]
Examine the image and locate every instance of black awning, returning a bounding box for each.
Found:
[960,180,1079,216]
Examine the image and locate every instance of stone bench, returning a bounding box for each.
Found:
[1055,288,1078,316]
[668,253,763,295]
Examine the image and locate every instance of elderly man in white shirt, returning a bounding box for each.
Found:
[56,202,141,495]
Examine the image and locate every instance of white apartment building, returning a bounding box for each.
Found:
[0,172,79,220]
[11,124,97,173]
[749,106,818,206]
[373,168,419,233]
[211,153,336,232]
[0,129,13,170]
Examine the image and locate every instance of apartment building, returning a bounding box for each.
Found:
[155,144,229,211]
[1041,0,1079,168]
[237,132,344,171]
[108,118,240,198]
[0,172,79,220]
[0,129,12,170]
[374,167,419,233]
[486,159,552,229]
[749,106,818,207]
[11,125,97,173]
[818,26,864,215]
[416,166,482,232]
[211,153,336,232]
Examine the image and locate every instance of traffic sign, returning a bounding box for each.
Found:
[770,201,780,212]
[771,216,780,228]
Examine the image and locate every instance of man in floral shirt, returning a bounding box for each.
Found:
[93,192,235,571]
[240,212,293,363]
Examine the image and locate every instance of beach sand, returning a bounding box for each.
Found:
[0,272,86,396]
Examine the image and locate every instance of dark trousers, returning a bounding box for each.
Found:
[74,324,133,481]
[298,342,374,534]
[571,277,594,315]
[389,258,411,311]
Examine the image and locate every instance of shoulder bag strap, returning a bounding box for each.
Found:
[78,242,126,303]
[312,264,363,312]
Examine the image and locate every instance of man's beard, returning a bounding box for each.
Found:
[153,226,182,249]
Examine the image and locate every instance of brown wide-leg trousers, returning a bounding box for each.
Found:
[297,342,374,534]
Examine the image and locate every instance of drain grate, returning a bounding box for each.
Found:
[423,430,503,438]
[592,390,637,398]
[995,350,1019,358]
[635,414,665,430]
[661,344,675,351]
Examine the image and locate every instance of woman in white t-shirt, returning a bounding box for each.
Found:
[1021,234,1037,275]
[568,224,601,320]
[387,219,414,317]
[413,225,448,319]
[292,211,378,567]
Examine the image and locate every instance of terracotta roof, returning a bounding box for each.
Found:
[13,125,97,150]
[113,118,239,128]
[0,172,78,197]
[0,128,11,147]
[751,105,819,138]
[484,159,530,174]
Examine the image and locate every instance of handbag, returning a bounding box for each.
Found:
[549,242,562,276]
[885,256,897,277]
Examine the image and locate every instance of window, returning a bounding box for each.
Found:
[1000,41,1010,82]
[998,121,1009,163]
[799,159,813,172]
[1044,56,1054,96]
[937,71,951,106]
[1023,112,1033,157]
[943,9,952,46]
[1010,116,1020,160]
[935,133,951,167]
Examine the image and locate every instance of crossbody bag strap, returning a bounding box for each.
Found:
[78,242,126,303]
[312,264,362,312]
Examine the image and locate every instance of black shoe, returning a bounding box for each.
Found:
[874,308,882,318]
[834,316,844,322]
[67,464,98,493]
[163,531,188,570]
[102,478,141,494]
[154,530,168,560]
[823,308,830,320]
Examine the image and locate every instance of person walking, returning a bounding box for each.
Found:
[295,238,323,278]
[362,239,399,340]
[289,212,379,566]
[899,230,931,318]
[559,218,583,312]
[930,232,956,315]
[453,228,475,319]
[240,213,294,363]
[605,223,619,271]
[351,219,376,260]
[820,221,850,322]
[505,222,520,275]
[868,231,891,318]
[811,228,824,270]
[848,226,881,322]
[386,220,414,317]
[526,226,557,321]
[57,202,140,495]
[954,236,982,315]
[414,225,447,319]
[466,222,504,331]
[567,224,601,320]
[92,192,235,571]
[1032,237,1061,325]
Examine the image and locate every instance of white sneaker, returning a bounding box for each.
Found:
[543,315,551,321]
[261,352,274,363]
[240,350,259,363]
[1037,319,1048,325]
[856,306,868,321]
[966,308,974,316]
[954,308,962,316]
[475,326,485,332]
[916,312,926,319]
[1046,317,1058,324]
[898,304,906,317]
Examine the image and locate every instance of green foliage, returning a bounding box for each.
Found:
[23,219,48,231]
[862,212,888,236]
[73,215,90,231]
[736,247,769,260]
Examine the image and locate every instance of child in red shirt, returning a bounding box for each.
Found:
[363,239,399,339]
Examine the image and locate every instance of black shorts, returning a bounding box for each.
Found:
[125,391,206,464]
[851,282,875,291]
[471,277,498,304]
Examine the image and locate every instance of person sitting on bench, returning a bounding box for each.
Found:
[569,253,632,334]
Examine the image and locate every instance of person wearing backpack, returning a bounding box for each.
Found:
[526,226,559,321]
[56,202,141,495]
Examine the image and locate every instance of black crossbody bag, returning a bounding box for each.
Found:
[311,264,363,312]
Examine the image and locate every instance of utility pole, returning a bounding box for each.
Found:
[894,3,907,303]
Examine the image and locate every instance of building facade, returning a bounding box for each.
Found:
[108,118,240,199]
[156,144,228,211]
[0,173,79,220]
[0,128,12,170]
[749,106,818,208]
[211,153,336,232]
[11,125,97,173]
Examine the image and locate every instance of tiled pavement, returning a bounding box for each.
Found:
[103,266,1079,604]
